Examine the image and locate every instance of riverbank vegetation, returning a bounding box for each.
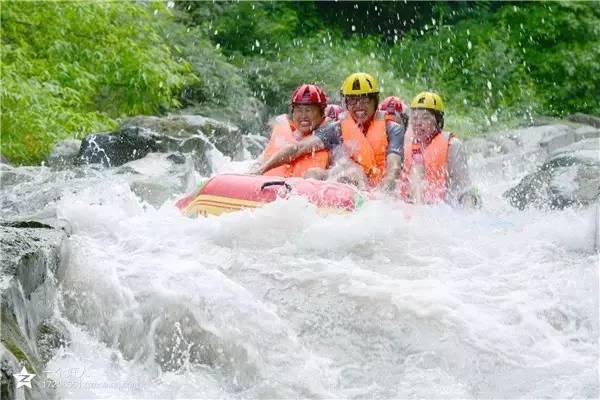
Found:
[2,1,598,164]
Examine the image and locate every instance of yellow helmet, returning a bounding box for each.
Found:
[410,91,445,113]
[340,72,380,96]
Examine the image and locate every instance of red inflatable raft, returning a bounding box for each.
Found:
[176,174,366,217]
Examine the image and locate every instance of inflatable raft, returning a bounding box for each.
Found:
[176,174,365,217]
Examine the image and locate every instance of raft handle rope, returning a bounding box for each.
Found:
[260,181,293,192]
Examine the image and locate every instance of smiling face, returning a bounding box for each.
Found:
[345,95,377,125]
[410,108,440,143]
[292,104,323,136]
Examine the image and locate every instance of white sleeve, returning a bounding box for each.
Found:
[446,137,475,205]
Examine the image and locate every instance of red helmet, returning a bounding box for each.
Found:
[379,96,407,115]
[324,104,343,121]
[291,84,328,109]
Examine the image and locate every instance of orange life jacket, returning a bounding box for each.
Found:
[400,131,454,203]
[339,111,388,187]
[262,115,330,178]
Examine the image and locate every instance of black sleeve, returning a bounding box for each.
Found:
[314,122,342,150]
[386,121,405,156]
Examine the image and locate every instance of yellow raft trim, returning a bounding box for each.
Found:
[182,194,264,217]
[182,194,353,217]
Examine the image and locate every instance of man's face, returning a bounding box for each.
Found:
[410,109,439,143]
[292,104,323,135]
[346,95,376,125]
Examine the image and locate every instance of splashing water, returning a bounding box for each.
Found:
[2,136,597,399]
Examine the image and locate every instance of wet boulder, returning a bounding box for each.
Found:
[505,138,600,209]
[0,164,36,188]
[121,114,243,159]
[77,126,159,167]
[568,113,600,129]
[74,114,243,170]
[0,153,11,165]
[0,222,69,399]
[574,125,600,142]
[466,124,578,179]
[241,134,268,159]
[46,139,82,168]
[119,152,200,207]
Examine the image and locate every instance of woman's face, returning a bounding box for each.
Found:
[292,104,323,135]
[410,109,439,143]
[345,96,377,125]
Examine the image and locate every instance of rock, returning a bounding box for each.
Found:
[0,153,11,165]
[1,343,20,400]
[166,152,186,165]
[0,165,89,222]
[568,113,600,129]
[539,130,576,155]
[151,305,220,372]
[46,139,81,168]
[0,341,56,399]
[0,219,71,236]
[531,116,566,127]
[466,125,575,180]
[76,114,241,170]
[0,223,68,400]
[0,164,36,188]
[77,126,159,167]
[505,139,600,209]
[36,320,70,365]
[509,124,574,150]
[121,114,243,159]
[466,125,575,159]
[0,221,54,229]
[241,134,268,158]
[489,135,519,155]
[463,137,499,160]
[117,153,198,207]
[574,126,600,142]
[550,138,600,162]
[0,164,100,221]
[143,302,257,387]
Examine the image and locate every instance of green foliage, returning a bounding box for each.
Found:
[178,1,300,58]
[163,9,264,131]
[1,1,194,164]
[2,1,598,164]
[178,0,599,137]
[242,33,411,113]
[389,1,600,132]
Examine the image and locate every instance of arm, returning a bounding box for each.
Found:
[381,153,402,192]
[446,138,481,208]
[250,135,326,175]
[381,121,405,192]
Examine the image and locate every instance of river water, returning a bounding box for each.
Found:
[2,137,598,399]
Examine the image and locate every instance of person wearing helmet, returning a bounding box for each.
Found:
[255,84,331,178]
[324,104,343,121]
[379,96,409,128]
[399,91,480,207]
[252,72,405,191]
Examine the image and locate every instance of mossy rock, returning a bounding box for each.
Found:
[36,320,70,365]
[0,306,38,374]
[1,356,16,400]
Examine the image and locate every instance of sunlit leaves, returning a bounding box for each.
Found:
[1,1,194,164]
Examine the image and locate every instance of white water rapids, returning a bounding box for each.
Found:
[3,137,598,399]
